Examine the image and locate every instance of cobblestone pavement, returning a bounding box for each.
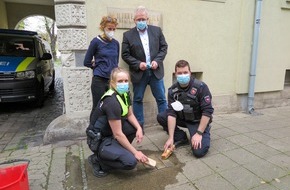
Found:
[0,66,64,152]
[1,68,290,189]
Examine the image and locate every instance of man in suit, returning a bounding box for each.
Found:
[122,6,168,130]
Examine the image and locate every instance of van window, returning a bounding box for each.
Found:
[0,36,35,57]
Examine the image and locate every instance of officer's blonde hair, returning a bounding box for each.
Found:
[109,67,130,88]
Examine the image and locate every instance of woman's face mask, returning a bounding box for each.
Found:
[105,30,114,39]
[176,74,190,85]
[116,82,129,94]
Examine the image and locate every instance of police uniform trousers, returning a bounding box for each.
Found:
[157,111,211,158]
[98,119,137,172]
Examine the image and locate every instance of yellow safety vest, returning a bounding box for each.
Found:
[101,89,129,116]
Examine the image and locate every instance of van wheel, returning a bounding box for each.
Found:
[35,81,45,107]
[49,70,55,92]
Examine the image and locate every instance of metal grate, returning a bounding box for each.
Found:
[0,87,36,96]
[0,72,16,79]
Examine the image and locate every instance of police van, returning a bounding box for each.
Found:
[0,29,55,107]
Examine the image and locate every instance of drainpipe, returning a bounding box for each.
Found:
[247,0,263,114]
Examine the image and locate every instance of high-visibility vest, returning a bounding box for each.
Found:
[101,89,129,116]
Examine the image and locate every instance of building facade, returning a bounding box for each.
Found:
[1,0,290,139]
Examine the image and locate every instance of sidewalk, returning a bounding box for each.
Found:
[1,106,290,190]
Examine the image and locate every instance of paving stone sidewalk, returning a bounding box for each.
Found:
[1,106,290,190]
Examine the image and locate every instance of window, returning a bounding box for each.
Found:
[281,0,290,9]
[0,37,34,57]
[284,70,290,86]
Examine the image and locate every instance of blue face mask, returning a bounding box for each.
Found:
[136,21,147,30]
[176,74,190,85]
[116,83,129,94]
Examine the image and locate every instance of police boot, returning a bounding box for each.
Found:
[88,154,108,177]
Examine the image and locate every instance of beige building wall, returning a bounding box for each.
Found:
[237,0,290,94]
[253,0,290,92]
[84,0,290,119]
[0,0,8,28]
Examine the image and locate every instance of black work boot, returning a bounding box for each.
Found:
[88,154,108,177]
[174,136,189,148]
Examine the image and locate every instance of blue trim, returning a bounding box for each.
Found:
[0,56,25,71]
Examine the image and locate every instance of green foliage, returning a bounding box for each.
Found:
[54,59,62,66]
[16,20,25,30]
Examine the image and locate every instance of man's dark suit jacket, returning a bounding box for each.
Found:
[121,25,168,83]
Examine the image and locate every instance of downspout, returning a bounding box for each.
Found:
[247,0,263,114]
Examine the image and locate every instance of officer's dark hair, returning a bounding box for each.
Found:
[175,60,191,72]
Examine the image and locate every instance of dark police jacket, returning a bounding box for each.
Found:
[167,78,214,123]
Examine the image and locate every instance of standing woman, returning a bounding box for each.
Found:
[84,16,119,123]
[86,67,148,177]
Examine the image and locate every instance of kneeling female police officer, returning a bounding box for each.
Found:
[87,67,148,177]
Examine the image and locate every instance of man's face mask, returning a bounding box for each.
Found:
[171,101,184,111]
[136,21,147,30]
[176,74,190,85]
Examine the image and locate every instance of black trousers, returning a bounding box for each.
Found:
[157,111,211,158]
[97,119,137,171]
[90,76,109,123]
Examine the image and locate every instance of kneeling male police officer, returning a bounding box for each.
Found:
[157,60,214,158]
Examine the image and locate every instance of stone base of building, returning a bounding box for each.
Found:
[214,86,290,114]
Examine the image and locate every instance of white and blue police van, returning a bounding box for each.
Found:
[0,29,55,107]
